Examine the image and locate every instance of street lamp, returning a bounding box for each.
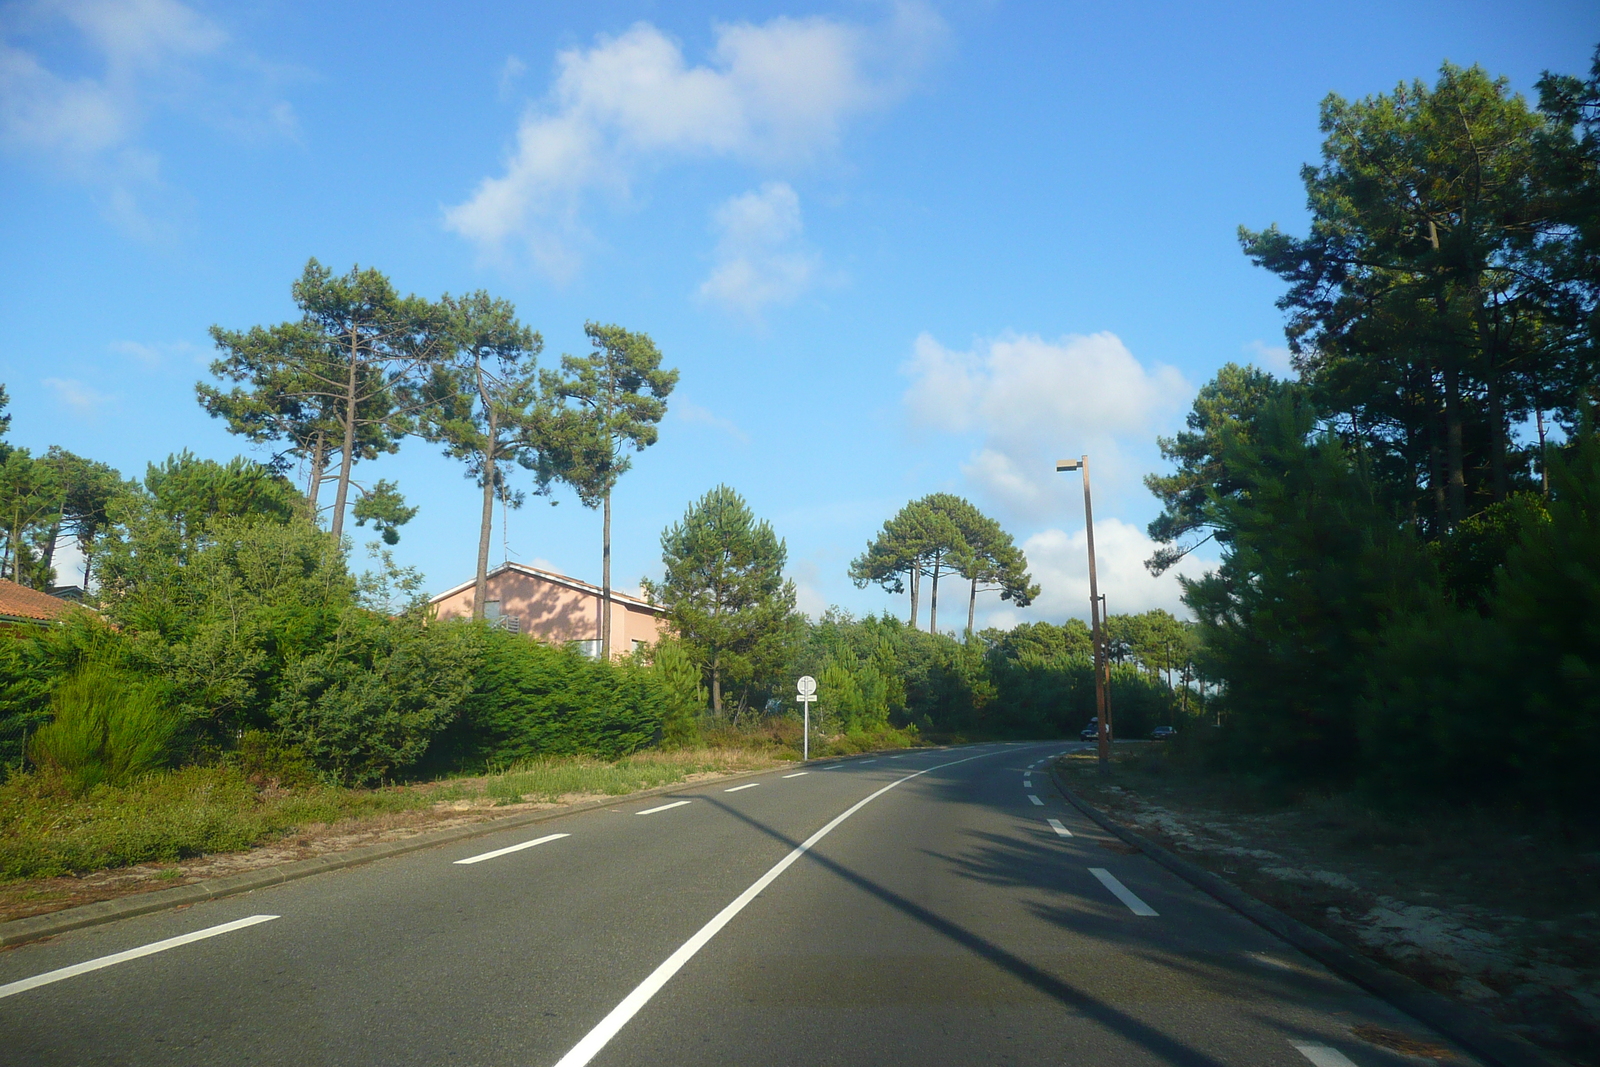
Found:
[1057,456,1112,774]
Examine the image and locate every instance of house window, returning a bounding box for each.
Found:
[632,639,646,653]
[578,639,601,659]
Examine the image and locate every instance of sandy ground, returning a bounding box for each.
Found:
[1063,761,1600,1065]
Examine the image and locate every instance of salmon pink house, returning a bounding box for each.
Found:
[428,562,668,658]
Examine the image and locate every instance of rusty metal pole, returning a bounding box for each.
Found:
[1058,456,1111,775]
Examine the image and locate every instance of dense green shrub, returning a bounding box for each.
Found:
[268,612,477,785]
[650,638,704,748]
[435,627,668,770]
[28,663,181,791]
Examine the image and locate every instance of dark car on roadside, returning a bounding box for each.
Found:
[1079,718,1099,742]
[1150,725,1177,741]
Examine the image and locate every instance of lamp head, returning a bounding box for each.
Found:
[1056,458,1083,472]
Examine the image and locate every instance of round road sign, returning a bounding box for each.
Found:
[796,675,816,696]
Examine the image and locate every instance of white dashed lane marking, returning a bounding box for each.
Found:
[0,916,279,1001]
[635,801,691,816]
[455,833,569,865]
[1028,795,1044,806]
[1047,818,1073,837]
[1292,1044,1359,1067]
[782,772,808,779]
[724,783,759,793]
[1089,868,1159,916]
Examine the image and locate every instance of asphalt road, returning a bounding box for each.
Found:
[0,742,1485,1067]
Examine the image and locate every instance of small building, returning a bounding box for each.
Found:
[428,561,668,658]
[0,578,78,629]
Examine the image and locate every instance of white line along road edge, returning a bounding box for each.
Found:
[551,747,1013,1067]
[454,833,569,866]
[1089,868,1159,916]
[0,915,279,1001]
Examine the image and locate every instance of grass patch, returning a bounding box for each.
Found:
[482,747,783,804]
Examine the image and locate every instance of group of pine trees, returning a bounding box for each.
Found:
[1149,53,1600,818]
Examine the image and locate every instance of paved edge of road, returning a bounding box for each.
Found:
[0,747,919,950]
[1046,761,1563,1067]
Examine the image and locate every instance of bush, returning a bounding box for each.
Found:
[268,612,477,785]
[650,638,704,749]
[28,663,181,791]
[434,627,668,771]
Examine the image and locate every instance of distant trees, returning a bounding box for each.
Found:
[851,495,1034,635]
[646,485,797,716]
[424,292,547,619]
[204,259,442,541]
[542,323,677,660]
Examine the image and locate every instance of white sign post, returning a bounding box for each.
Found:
[796,675,817,761]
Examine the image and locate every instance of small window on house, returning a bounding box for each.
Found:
[484,600,503,620]
[578,639,601,659]
[632,639,646,652]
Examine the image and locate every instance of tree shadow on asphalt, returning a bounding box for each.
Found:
[694,788,1246,1067]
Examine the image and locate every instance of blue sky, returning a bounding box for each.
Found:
[2,0,1595,629]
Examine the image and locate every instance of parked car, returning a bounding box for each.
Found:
[1079,718,1099,742]
[1150,725,1177,741]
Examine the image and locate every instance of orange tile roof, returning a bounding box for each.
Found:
[0,579,75,623]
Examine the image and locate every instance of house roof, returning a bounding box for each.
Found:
[429,561,668,616]
[0,578,77,624]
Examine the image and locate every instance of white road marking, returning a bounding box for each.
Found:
[858,759,877,764]
[454,833,569,865]
[635,800,691,815]
[1028,795,1044,806]
[551,748,1009,1067]
[1089,868,1159,916]
[782,772,808,779]
[1047,818,1073,837]
[724,783,759,793]
[1292,1044,1359,1067]
[0,915,278,1001]
[887,754,905,759]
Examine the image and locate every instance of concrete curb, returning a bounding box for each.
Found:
[0,755,846,950]
[1046,762,1564,1067]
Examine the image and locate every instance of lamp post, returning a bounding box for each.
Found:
[1058,456,1112,774]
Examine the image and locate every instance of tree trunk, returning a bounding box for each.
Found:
[1537,409,1550,497]
[929,555,942,635]
[330,335,360,541]
[473,360,496,621]
[1442,358,1466,524]
[711,655,722,716]
[966,576,977,639]
[306,431,327,519]
[908,566,920,630]
[601,488,612,660]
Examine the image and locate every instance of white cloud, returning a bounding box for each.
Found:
[902,331,1189,517]
[108,337,203,366]
[444,5,944,274]
[497,54,526,102]
[789,557,829,620]
[43,376,113,413]
[674,399,750,443]
[981,519,1210,629]
[697,182,820,317]
[0,0,296,234]
[1245,339,1292,374]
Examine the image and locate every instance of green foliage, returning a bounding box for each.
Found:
[268,612,478,786]
[646,485,799,715]
[438,627,667,770]
[28,664,181,791]
[650,638,705,748]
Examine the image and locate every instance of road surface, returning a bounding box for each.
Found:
[0,742,1483,1066]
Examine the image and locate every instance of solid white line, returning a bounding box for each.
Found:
[1028,794,1044,806]
[551,748,1006,1067]
[454,833,569,865]
[781,772,808,778]
[724,783,759,793]
[0,915,279,1000]
[1047,818,1073,837]
[1292,1044,1359,1067]
[1089,868,1159,916]
[635,800,691,816]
